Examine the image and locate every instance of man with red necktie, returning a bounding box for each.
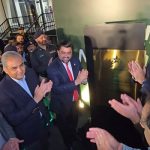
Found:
[47,40,88,150]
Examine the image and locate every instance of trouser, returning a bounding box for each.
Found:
[48,124,67,150]
[21,124,66,150]
[56,102,79,149]
[20,135,49,150]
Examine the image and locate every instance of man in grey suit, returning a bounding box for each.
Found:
[0,112,23,150]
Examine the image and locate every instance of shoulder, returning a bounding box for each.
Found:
[25,67,39,79]
[48,58,60,68]
[48,44,57,49]
[0,76,9,86]
[47,58,61,75]
[32,46,43,55]
[0,76,12,94]
[71,56,80,63]
[26,67,36,75]
[122,144,139,150]
[70,56,81,67]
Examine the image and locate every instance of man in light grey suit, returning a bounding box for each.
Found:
[0,112,23,150]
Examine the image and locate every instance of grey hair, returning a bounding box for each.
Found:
[1,51,22,67]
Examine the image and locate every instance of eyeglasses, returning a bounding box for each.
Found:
[59,51,72,55]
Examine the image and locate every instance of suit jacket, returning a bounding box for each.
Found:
[0,67,49,146]
[0,112,15,141]
[47,56,82,116]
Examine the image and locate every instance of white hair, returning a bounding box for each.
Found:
[1,51,22,67]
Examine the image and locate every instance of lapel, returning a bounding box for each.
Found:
[25,72,35,96]
[57,59,70,81]
[57,57,79,81]
[5,75,34,98]
[70,58,78,79]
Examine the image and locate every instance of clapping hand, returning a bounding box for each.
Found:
[34,79,53,103]
[109,94,142,124]
[128,61,145,84]
[75,69,88,85]
[86,128,122,150]
[2,138,24,150]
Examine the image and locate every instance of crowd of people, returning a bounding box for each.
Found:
[0,28,88,150]
[0,26,150,150]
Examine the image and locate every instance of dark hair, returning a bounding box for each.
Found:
[15,34,24,39]
[57,40,73,50]
[24,40,37,51]
[16,42,24,46]
[18,27,24,30]
[7,36,16,41]
[4,45,17,53]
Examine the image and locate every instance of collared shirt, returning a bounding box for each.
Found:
[62,61,74,80]
[11,76,32,97]
[122,144,150,150]
[11,76,43,117]
[62,61,78,101]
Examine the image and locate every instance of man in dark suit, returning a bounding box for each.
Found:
[47,40,88,149]
[0,51,52,150]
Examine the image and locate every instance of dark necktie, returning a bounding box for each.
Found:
[66,63,79,101]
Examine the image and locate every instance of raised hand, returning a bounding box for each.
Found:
[2,138,24,150]
[109,94,142,124]
[34,79,53,103]
[75,69,88,85]
[128,61,145,84]
[86,128,122,150]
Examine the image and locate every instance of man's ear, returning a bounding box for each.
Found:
[3,67,7,74]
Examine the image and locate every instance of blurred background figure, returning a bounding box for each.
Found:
[31,30,57,78]
[16,43,24,55]
[24,40,37,68]
[17,27,29,45]
[15,34,24,45]
[4,45,17,53]
[4,37,16,49]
